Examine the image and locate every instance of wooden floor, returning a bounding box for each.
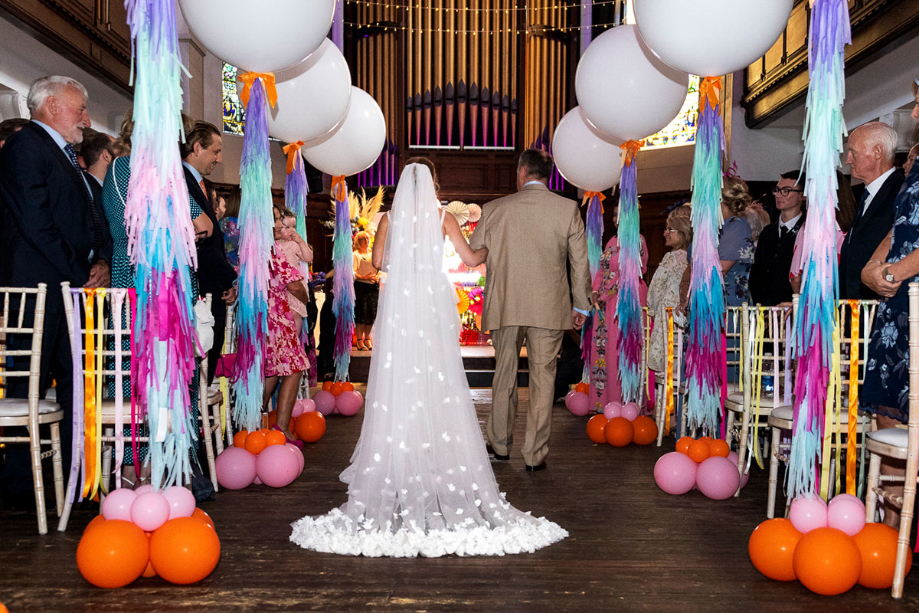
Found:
[2,387,918,611]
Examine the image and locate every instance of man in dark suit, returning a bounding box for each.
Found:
[0,76,111,508]
[749,170,806,306]
[839,121,904,300]
[181,121,237,384]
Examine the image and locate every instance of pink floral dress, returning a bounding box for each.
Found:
[265,245,309,378]
[589,235,648,412]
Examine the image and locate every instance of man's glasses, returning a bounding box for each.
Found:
[772,187,804,196]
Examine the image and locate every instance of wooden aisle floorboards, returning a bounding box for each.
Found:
[1,386,917,611]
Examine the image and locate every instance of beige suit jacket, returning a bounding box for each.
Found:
[470,183,592,331]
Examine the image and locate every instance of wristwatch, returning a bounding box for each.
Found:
[884,267,895,283]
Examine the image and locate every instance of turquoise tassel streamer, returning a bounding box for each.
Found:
[586,195,603,279]
[617,154,642,403]
[124,0,197,488]
[332,179,356,381]
[286,153,309,241]
[234,78,274,432]
[685,79,726,435]
[787,0,849,500]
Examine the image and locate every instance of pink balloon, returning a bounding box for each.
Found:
[566,391,590,416]
[827,496,866,536]
[725,451,750,488]
[653,451,698,495]
[829,493,861,506]
[215,446,257,490]
[256,444,301,488]
[603,401,623,419]
[336,390,363,416]
[696,456,741,500]
[286,443,305,475]
[134,484,155,496]
[621,402,640,421]
[292,397,316,418]
[162,485,196,519]
[253,475,263,485]
[101,488,137,521]
[130,491,170,531]
[313,390,336,416]
[789,495,828,534]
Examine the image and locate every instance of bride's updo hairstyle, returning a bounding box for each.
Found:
[404,156,440,193]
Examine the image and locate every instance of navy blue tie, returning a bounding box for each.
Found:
[64,144,103,257]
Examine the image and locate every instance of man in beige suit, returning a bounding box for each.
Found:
[470,149,592,471]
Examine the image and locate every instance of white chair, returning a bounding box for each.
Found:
[864,282,919,599]
[0,284,64,535]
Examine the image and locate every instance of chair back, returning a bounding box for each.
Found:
[0,284,48,415]
[725,305,744,387]
[834,299,880,406]
[741,304,794,405]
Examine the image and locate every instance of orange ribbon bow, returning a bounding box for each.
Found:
[331,175,347,202]
[620,139,645,167]
[699,76,723,111]
[237,72,278,108]
[582,191,606,212]
[282,141,305,175]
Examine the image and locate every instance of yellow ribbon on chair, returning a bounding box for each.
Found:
[699,76,723,111]
[750,308,766,469]
[282,141,305,175]
[820,314,843,501]
[665,308,675,433]
[82,289,97,499]
[94,290,106,498]
[331,175,348,203]
[846,300,859,495]
[620,140,645,168]
[237,72,278,108]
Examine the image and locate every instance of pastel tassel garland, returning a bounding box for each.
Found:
[617,141,644,403]
[234,75,275,432]
[283,141,309,240]
[685,77,726,435]
[124,0,198,488]
[331,176,356,381]
[787,0,848,501]
[583,191,605,279]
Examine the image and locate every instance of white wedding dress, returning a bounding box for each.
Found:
[290,164,567,557]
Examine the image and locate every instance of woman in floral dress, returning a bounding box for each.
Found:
[647,205,692,377]
[719,177,755,307]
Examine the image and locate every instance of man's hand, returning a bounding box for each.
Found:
[572,309,586,330]
[222,286,238,304]
[83,260,111,288]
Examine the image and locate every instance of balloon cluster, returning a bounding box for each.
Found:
[654,437,747,499]
[564,383,590,416]
[585,401,657,447]
[77,487,219,588]
[313,381,364,417]
[749,495,913,595]
[215,441,304,490]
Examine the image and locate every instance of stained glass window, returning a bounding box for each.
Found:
[222,63,244,136]
[644,75,700,149]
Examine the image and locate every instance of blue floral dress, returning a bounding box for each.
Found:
[720,215,755,306]
[862,162,919,423]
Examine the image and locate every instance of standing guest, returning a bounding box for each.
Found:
[0,118,29,148]
[743,201,771,246]
[860,82,919,529]
[589,204,649,412]
[470,149,591,471]
[839,121,904,300]
[220,185,241,267]
[647,205,691,380]
[720,177,755,307]
[275,205,313,336]
[209,188,227,221]
[81,130,115,188]
[904,142,919,177]
[181,120,237,384]
[0,76,111,509]
[352,230,379,350]
[749,171,806,306]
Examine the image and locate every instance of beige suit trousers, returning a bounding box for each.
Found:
[487,326,564,467]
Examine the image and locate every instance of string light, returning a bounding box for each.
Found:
[345,0,622,12]
[348,20,621,33]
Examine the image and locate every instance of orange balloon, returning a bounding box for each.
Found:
[76,519,149,588]
[853,522,913,589]
[0,604,9,613]
[266,411,278,429]
[191,507,216,531]
[149,518,220,585]
[748,518,802,581]
[793,527,861,595]
[232,430,249,449]
[322,380,333,391]
[675,437,694,455]
[708,439,730,458]
[295,411,327,443]
[575,382,589,394]
[687,439,711,463]
[586,414,609,444]
[604,417,634,447]
[631,416,658,446]
[244,431,267,455]
[342,382,355,392]
[83,514,107,535]
[142,561,157,578]
[330,382,345,396]
[265,430,286,446]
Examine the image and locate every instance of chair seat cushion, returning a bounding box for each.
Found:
[726,391,787,411]
[770,406,866,424]
[0,398,62,417]
[867,427,908,448]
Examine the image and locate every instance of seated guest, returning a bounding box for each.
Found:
[839,121,904,299]
[749,171,806,306]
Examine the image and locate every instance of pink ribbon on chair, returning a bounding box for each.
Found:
[783,313,793,407]
[112,289,125,489]
[67,288,85,504]
[720,334,728,440]
[128,289,140,481]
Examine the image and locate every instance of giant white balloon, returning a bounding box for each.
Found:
[552,107,623,193]
[236,39,351,144]
[302,88,386,177]
[576,25,688,143]
[635,0,792,77]
[178,0,335,73]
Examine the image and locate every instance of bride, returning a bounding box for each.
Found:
[290,159,568,557]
